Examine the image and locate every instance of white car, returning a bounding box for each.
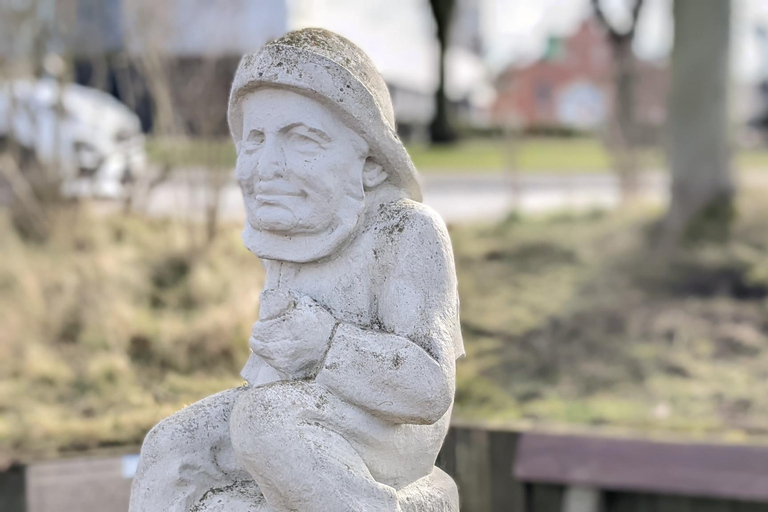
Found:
[0,79,146,198]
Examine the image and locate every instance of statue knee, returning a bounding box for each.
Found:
[139,388,243,472]
[230,382,322,458]
[137,419,168,470]
[136,411,202,483]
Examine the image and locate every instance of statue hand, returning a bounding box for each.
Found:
[250,294,337,380]
[258,288,296,321]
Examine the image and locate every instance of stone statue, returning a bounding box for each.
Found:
[129,28,463,512]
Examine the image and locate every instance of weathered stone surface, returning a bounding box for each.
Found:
[189,469,459,512]
[130,28,462,512]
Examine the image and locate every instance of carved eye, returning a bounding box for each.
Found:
[286,128,325,153]
[241,130,265,153]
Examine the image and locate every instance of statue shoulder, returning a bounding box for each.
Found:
[369,199,452,258]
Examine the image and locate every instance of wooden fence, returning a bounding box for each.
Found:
[4,426,768,511]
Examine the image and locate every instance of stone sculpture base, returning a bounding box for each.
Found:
[193,467,459,511]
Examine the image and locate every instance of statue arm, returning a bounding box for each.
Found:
[315,204,462,425]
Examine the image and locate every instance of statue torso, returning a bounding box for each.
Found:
[262,226,377,328]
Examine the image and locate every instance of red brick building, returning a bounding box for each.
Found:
[492,19,668,134]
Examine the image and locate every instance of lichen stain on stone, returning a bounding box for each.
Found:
[191,480,265,512]
[377,200,419,241]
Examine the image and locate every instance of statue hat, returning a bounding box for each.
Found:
[229,28,422,202]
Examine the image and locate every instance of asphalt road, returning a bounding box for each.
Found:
[142,171,670,224]
[420,173,668,222]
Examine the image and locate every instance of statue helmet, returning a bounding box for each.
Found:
[228,28,422,202]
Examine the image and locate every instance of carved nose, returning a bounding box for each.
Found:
[258,139,286,180]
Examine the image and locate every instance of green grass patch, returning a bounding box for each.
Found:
[738,148,768,170]
[147,136,768,174]
[146,137,237,169]
[406,140,507,172]
[408,138,620,173]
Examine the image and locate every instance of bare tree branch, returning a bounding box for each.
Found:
[592,0,646,40]
[0,153,49,233]
[592,0,647,202]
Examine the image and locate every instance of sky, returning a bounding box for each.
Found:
[288,0,768,96]
[288,0,437,91]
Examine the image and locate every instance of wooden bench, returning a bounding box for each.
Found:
[515,432,768,506]
[437,427,768,512]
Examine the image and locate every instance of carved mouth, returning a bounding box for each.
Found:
[255,183,306,203]
[256,193,306,204]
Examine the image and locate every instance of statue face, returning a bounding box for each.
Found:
[236,88,367,236]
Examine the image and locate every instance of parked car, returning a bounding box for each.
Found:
[0,79,146,198]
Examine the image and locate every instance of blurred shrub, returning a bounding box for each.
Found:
[0,209,263,465]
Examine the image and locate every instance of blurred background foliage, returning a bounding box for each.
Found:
[0,212,260,464]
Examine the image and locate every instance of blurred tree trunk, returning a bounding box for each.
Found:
[134,51,182,138]
[428,0,457,144]
[659,0,733,249]
[123,0,181,138]
[592,0,644,202]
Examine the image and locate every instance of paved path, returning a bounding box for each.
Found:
[8,170,765,224]
[420,173,669,222]
[142,171,671,224]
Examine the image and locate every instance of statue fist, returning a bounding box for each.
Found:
[250,290,337,380]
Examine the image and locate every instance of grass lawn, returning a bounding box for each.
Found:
[147,138,237,170]
[407,138,624,173]
[147,136,768,174]
[451,194,768,441]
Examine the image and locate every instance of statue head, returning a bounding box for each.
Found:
[228,28,421,263]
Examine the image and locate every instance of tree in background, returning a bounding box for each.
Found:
[659,0,733,249]
[0,0,70,242]
[123,0,235,244]
[591,0,645,201]
[428,0,458,144]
